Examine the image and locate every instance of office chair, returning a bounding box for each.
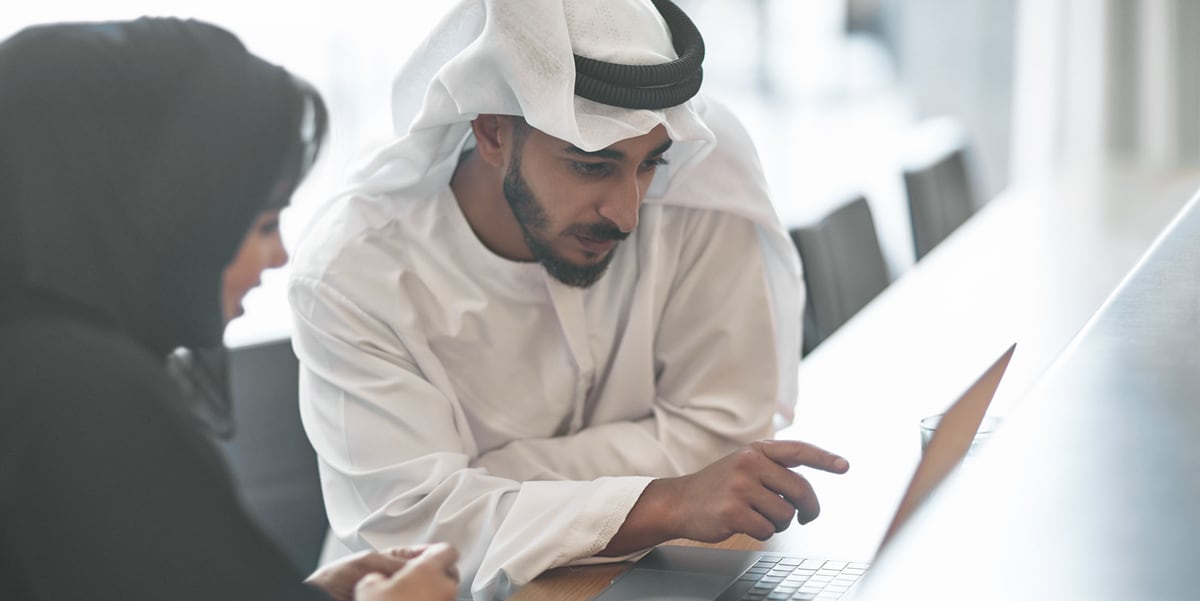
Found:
[902,118,981,261]
[790,196,891,356]
[221,338,327,573]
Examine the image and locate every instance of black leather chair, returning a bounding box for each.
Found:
[902,123,981,261]
[221,338,327,573]
[790,196,891,356]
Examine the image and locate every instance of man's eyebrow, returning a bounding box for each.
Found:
[648,138,674,158]
[565,145,625,160]
[564,138,674,160]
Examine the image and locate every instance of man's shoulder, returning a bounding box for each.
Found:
[290,188,451,281]
[287,187,469,327]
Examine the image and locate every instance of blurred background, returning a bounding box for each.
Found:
[5,0,1200,347]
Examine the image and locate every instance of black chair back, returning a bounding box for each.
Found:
[904,144,980,260]
[791,197,891,356]
[221,338,327,573]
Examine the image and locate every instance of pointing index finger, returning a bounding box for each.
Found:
[757,439,850,474]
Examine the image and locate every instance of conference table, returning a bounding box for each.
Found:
[857,177,1200,599]
[509,166,1200,601]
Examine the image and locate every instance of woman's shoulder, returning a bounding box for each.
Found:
[0,314,173,412]
[0,313,217,484]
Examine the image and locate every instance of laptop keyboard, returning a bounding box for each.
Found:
[720,556,870,601]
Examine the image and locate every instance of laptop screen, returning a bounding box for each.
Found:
[877,343,1016,549]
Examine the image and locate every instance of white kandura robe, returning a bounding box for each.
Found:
[289,97,800,599]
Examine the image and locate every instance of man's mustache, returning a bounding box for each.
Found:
[570,221,629,242]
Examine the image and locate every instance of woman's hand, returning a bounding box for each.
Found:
[305,543,459,601]
[355,543,460,601]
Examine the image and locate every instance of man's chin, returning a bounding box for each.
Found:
[540,252,614,288]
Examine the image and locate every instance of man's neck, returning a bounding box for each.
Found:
[449,149,534,261]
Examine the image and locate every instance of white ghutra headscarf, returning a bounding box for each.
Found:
[350,0,802,420]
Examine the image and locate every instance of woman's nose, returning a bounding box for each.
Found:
[267,235,289,269]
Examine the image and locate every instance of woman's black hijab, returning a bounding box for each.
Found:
[0,18,319,356]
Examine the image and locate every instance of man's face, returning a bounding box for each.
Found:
[502,123,672,288]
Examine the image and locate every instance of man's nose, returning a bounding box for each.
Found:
[597,173,643,233]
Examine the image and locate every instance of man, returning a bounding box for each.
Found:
[289,0,848,598]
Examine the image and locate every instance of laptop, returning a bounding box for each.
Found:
[589,344,1016,601]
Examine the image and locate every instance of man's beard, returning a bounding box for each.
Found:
[502,159,627,288]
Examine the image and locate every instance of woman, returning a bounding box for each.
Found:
[0,18,457,601]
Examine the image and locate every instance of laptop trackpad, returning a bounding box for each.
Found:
[599,568,734,600]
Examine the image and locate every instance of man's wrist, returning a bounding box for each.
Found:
[599,477,680,556]
[639,477,680,540]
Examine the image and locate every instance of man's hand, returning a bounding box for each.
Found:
[305,543,459,601]
[601,440,849,555]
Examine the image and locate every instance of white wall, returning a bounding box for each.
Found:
[1010,0,1200,187]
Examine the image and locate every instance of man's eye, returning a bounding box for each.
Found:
[642,157,669,171]
[258,219,280,235]
[572,161,611,177]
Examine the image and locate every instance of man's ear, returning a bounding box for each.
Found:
[470,114,517,168]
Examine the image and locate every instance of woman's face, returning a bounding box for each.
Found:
[221,210,288,323]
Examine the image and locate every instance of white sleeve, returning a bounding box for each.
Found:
[472,211,782,482]
[289,275,652,599]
